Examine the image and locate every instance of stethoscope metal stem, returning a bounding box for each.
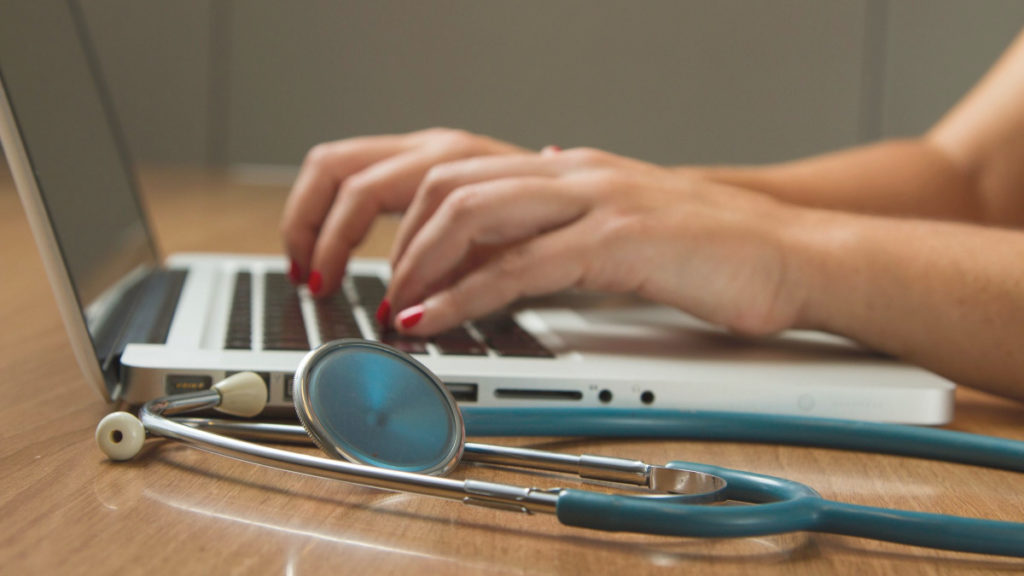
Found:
[173,417,726,498]
[141,396,560,515]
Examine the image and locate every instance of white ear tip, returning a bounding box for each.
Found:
[96,412,146,461]
[214,372,267,417]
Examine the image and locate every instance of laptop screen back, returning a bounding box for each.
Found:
[0,0,156,312]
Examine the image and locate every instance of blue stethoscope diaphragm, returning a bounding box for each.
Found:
[292,339,465,475]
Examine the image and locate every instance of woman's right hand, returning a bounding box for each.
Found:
[280,128,529,297]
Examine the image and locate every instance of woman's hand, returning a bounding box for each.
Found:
[384,146,814,337]
[280,128,528,297]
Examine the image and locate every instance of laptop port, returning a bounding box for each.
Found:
[165,374,213,395]
[495,389,583,401]
[445,382,478,402]
[284,375,296,400]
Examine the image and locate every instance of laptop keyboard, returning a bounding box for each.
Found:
[226,271,554,358]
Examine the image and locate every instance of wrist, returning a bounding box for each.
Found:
[778,207,868,334]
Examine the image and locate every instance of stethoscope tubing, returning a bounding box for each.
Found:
[115,385,1024,557]
[558,461,1024,557]
[463,408,1024,473]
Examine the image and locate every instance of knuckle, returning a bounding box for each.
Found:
[496,244,532,277]
[572,170,625,198]
[564,146,609,165]
[420,126,459,139]
[303,142,336,169]
[441,185,483,223]
[433,128,477,154]
[420,163,461,201]
[337,172,381,210]
[339,170,370,196]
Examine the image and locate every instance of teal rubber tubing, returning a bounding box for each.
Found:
[556,461,1024,557]
[462,408,1024,472]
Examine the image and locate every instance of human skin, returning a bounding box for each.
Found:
[280,30,1024,401]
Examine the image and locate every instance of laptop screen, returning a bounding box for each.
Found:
[0,1,157,312]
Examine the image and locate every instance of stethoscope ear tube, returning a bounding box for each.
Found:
[557,461,822,538]
[556,461,1024,557]
[463,408,1024,473]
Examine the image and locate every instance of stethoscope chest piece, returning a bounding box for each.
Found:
[293,339,465,476]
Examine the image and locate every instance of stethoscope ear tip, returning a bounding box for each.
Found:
[96,411,145,461]
[213,372,267,418]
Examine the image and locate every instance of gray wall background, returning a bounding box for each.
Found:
[77,0,1024,169]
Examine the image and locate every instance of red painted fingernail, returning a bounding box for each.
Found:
[288,259,301,284]
[308,270,323,296]
[375,299,391,326]
[541,145,561,155]
[396,304,424,330]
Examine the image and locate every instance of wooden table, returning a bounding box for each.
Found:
[3,166,1024,575]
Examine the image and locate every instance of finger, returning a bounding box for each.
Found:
[394,221,592,335]
[388,176,589,315]
[280,135,413,280]
[389,153,579,270]
[308,145,475,297]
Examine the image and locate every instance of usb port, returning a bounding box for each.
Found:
[165,374,213,395]
[445,382,478,402]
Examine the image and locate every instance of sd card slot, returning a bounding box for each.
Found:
[494,388,583,401]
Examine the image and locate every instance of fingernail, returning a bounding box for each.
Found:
[308,270,323,296]
[288,259,301,284]
[541,145,562,156]
[375,299,391,326]
[396,304,424,330]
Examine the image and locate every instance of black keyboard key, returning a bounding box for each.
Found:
[264,272,310,351]
[315,291,362,341]
[433,326,488,356]
[352,275,387,309]
[265,337,311,351]
[225,272,252,349]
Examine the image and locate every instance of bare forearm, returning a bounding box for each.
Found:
[693,30,1024,228]
[688,139,984,222]
[789,209,1024,400]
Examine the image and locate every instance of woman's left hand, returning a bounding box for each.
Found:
[384,147,815,337]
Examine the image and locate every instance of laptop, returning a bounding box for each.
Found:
[0,0,955,424]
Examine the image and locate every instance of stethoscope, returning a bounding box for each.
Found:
[96,339,1024,557]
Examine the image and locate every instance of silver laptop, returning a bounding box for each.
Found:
[0,0,955,424]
